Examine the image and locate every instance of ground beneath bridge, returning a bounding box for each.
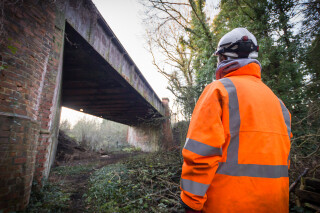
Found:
[50,152,136,212]
[22,131,143,213]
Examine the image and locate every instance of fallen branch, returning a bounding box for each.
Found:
[156,176,180,187]
[302,145,320,159]
[310,164,320,177]
[289,168,309,193]
[291,134,320,143]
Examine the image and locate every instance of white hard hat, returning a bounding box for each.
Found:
[215,28,259,58]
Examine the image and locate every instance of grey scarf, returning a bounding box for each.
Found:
[215,58,261,80]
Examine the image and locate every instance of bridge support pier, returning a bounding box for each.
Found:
[127,98,173,152]
[127,125,162,152]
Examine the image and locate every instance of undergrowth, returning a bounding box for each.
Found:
[21,181,71,213]
[22,163,97,213]
[84,151,183,213]
[21,149,315,212]
[51,163,96,176]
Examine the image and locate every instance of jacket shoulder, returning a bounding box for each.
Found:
[206,80,228,90]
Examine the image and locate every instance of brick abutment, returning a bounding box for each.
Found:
[0,1,64,211]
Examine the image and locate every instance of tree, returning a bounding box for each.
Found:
[188,0,216,96]
[99,119,128,149]
[211,0,320,177]
[299,0,320,105]
[143,0,215,119]
[291,0,320,168]
[59,119,72,134]
[71,117,101,149]
[68,117,129,151]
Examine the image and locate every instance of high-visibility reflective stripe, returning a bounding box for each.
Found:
[216,163,288,178]
[279,100,291,138]
[181,178,210,196]
[184,138,222,156]
[217,78,289,178]
[279,99,291,164]
[219,78,240,163]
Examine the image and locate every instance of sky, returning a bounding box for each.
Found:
[92,0,171,100]
[61,0,218,125]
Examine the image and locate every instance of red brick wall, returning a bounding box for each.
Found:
[0,115,39,211]
[0,1,65,211]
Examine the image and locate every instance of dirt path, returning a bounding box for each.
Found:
[48,153,139,213]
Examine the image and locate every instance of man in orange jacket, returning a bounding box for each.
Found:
[180,28,291,213]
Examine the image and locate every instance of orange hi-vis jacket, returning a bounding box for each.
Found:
[180,62,291,212]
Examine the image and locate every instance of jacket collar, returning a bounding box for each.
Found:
[215,58,261,80]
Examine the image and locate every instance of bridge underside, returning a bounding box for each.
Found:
[62,23,161,126]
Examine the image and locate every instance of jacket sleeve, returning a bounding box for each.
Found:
[180,82,226,211]
[288,114,292,169]
[279,98,292,170]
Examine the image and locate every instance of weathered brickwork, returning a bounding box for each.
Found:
[0,115,39,211]
[33,13,65,184]
[127,98,173,152]
[161,98,174,149]
[127,124,162,152]
[0,1,64,211]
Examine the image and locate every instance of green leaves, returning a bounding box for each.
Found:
[51,164,96,176]
[7,45,18,54]
[24,181,71,213]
